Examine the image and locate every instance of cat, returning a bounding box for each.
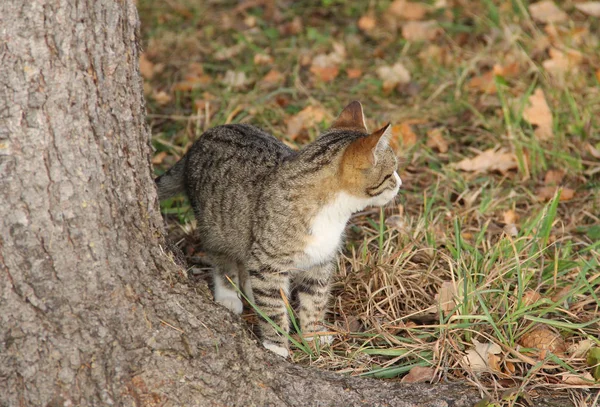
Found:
[156,101,401,357]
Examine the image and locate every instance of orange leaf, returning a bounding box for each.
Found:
[391,122,418,147]
[346,68,363,79]
[401,366,435,383]
[536,186,575,202]
[523,88,553,141]
[139,53,155,80]
[358,14,376,32]
[152,151,168,165]
[519,327,566,357]
[310,65,339,82]
[426,128,448,153]
[260,69,284,87]
[528,1,568,23]
[388,0,429,20]
[544,169,565,185]
[286,105,328,140]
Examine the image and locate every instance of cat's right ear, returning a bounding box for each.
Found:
[344,123,393,169]
[331,101,368,133]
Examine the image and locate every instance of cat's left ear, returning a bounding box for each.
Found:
[331,101,368,133]
[366,123,393,165]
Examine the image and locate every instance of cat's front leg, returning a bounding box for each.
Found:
[295,261,334,345]
[248,267,291,358]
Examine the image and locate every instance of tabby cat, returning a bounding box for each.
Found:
[156,101,401,357]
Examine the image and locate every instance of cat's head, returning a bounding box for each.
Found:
[334,101,402,207]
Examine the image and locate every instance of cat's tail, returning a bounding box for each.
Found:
[155,155,188,200]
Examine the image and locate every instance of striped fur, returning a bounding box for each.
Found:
[156,101,401,357]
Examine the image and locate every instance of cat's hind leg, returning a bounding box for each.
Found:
[248,265,291,358]
[212,257,244,315]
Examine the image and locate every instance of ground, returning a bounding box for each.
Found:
[138,0,600,405]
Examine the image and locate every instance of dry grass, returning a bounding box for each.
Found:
[141,0,600,405]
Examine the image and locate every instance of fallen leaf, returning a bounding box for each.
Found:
[454,148,518,174]
[519,327,566,357]
[426,128,448,153]
[488,353,503,374]
[152,90,172,105]
[522,290,542,306]
[550,284,572,303]
[346,68,363,79]
[391,122,418,149]
[402,20,440,41]
[385,215,407,231]
[254,53,274,65]
[139,53,155,79]
[561,372,595,385]
[310,43,346,82]
[388,0,429,20]
[523,88,553,141]
[463,339,502,372]
[469,63,521,94]
[401,366,435,383]
[542,48,583,79]
[172,63,212,92]
[568,339,594,358]
[215,43,245,61]
[376,62,411,92]
[279,16,303,36]
[260,69,284,87]
[536,186,575,201]
[544,169,565,185]
[528,1,568,23]
[596,69,600,83]
[222,70,248,88]
[503,209,519,225]
[286,105,328,140]
[152,151,168,165]
[358,14,377,32]
[437,281,456,314]
[575,2,600,17]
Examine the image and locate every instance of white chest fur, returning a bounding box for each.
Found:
[298,191,371,269]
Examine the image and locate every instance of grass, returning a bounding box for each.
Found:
[140,0,600,405]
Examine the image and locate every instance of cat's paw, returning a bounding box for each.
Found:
[215,294,243,315]
[262,341,289,358]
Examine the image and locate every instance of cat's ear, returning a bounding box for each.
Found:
[366,123,392,165]
[344,123,392,169]
[331,101,368,133]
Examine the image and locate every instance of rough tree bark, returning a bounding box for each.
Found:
[0,1,573,406]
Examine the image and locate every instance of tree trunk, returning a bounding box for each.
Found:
[0,1,573,406]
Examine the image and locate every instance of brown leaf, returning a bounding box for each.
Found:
[542,48,583,79]
[401,366,435,383]
[426,128,448,153]
[402,20,440,41]
[522,290,542,306]
[260,69,284,87]
[215,43,245,61]
[596,69,600,83]
[391,122,418,149]
[528,1,568,23]
[254,53,274,65]
[376,62,411,92]
[152,90,172,105]
[536,186,575,201]
[346,68,363,79]
[139,53,155,80]
[468,63,521,94]
[575,2,600,17]
[503,209,519,225]
[172,63,212,92]
[222,70,248,89]
[152,151,168,165]
[463,339,502,372]
[437,281,456,314]
[519,327,566,357]
[454,148,518,174]
[523,88,553,141]
[550,284,572,303]
[286,105,327,140]
[389,0,429,20]
[310,65,340,82]
[544,169,565,185]
[358,14,377,32]
[561,372,595,385]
